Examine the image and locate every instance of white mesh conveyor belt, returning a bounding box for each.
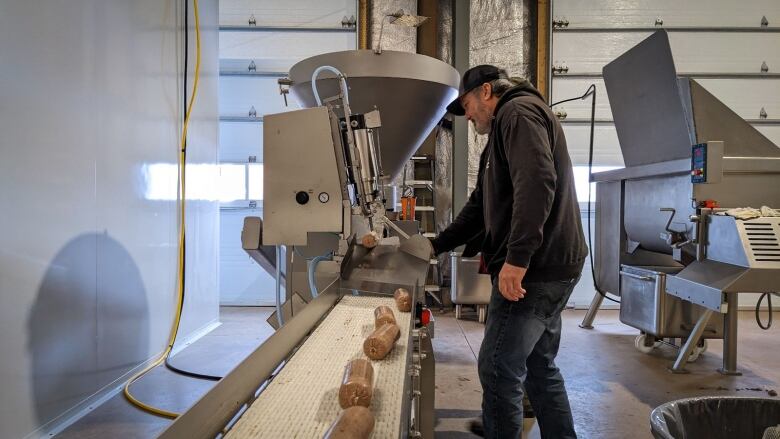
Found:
[224,295,412,438]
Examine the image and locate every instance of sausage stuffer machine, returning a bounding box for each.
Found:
[157,50,459,439]
[580,31,780,374]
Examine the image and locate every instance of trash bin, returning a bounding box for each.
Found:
[650,396,780,439]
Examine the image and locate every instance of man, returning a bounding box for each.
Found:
[431,65,587,438]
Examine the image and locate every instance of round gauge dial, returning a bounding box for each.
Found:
[318,192,330,203]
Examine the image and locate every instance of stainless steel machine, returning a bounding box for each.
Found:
[581,31,780,374]
[450,252,492,323]
[158,49,459,438]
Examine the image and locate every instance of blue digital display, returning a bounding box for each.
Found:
[691,143,707,183]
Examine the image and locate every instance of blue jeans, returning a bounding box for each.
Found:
[478,276,579,439]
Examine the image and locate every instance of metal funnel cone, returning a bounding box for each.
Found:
[288,50,459,180]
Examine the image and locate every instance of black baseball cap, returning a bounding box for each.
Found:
[446,64,509,116]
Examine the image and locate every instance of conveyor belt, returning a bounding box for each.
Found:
[224,295,412,438]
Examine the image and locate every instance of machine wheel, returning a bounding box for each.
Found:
[634,334,660,354]
[687,339,708,362]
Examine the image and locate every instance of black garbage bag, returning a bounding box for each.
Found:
[651,397,780,439]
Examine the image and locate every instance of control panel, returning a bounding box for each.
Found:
[691,141,723,184]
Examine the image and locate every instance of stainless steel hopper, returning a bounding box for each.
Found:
[288,50,460,180]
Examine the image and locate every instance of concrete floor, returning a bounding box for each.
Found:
[57,306,780,438]
[433,306,780,439]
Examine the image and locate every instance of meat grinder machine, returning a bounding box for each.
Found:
[581,31,780,375]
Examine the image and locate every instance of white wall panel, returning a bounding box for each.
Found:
[0,1,220,437]
[220,0,355,27]
[179,0,221,341]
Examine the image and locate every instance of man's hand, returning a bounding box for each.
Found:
[498,262,527,301]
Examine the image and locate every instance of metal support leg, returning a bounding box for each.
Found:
[579,291,605,329]
[419,328,435,438]
[719,293,741,376]
[454,304,462,320]
[670,309,713,374]
[477,305,487,324]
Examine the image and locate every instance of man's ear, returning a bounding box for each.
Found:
[481,83,492,100]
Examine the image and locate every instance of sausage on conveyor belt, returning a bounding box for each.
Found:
[323,406,375,439]
[363,323,400,360]
[361,232,379,249]
[394,288,412,312]
[374,305,396,328]
[374,306,400,341]
[338,359,374,409]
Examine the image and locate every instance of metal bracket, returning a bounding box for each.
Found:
[341,15,356,28]
[552,63,570,74]
[277,77,293,107]
[552,17,570,28]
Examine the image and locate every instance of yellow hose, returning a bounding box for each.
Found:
[123,0,201,419]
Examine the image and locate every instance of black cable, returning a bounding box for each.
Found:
[551,85,620,304]
[162,0,222,382]
[165,358,221,381]
[550,95,587,108]
[756,293,780,330]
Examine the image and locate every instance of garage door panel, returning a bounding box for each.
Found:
[219,121,263,163]
[756,126,780,149]
[695,79,780,120]
[220,31,356,70]
[561,124,779,168]
[220,0,355,27]
[561,124,623,167]
[553,33,780,74]
[553,0,780,28]
[553,77,780,120]
[220,76,295,117]
[551,78,612,120]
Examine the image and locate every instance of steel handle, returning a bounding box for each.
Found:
[619,270,654,281]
